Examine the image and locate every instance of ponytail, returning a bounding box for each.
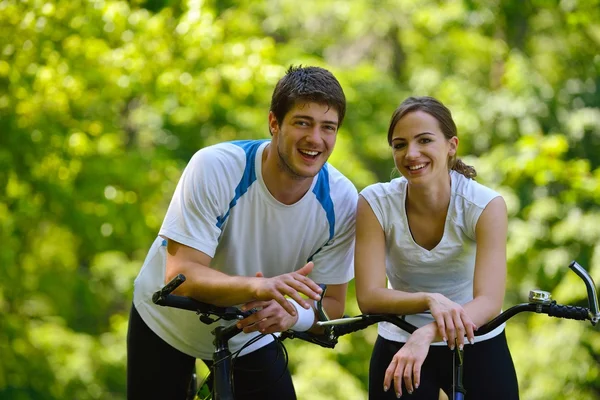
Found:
[450,157,477,179]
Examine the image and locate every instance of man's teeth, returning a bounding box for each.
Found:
[300,150,319,156]
[408,164,426,171]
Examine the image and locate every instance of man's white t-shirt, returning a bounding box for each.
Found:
[133,140,357,360]
[360,170,505,345]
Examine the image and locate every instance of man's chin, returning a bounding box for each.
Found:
[292,162,325,179]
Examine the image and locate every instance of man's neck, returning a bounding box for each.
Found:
[262,143,314,205]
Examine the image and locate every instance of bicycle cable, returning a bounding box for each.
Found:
[210,332,291,398]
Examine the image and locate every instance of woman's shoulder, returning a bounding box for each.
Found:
[451,171,501,208]
[360,177,406,200]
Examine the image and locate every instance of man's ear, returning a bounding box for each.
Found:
[268,111,279,136]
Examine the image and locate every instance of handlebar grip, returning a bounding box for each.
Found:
[152,274,186,304]
[333,318,374,336]
[548,304,589,321]
[282,331,337,349]
[154,293,203,311]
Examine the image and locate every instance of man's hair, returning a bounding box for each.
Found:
[270,65,346,128]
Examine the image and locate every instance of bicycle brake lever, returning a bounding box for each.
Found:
[315,284,329,322]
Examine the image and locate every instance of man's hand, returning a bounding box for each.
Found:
[237,299,299,334]
[250,262,322,316]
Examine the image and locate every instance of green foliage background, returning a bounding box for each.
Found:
[2,0,600,398]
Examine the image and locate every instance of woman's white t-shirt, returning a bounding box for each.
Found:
[360,170,505,345]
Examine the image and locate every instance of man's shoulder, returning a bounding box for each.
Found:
[322,163,358,196]
[190,139,269,170]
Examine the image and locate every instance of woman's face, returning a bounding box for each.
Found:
[390,110,457,187]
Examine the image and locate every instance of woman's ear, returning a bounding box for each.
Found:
[448,136,459,156]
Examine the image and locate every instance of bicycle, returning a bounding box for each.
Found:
[153,260,599,399]
[151,274,331,400]
[311,260,600,399]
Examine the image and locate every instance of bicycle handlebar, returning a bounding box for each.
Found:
[151,261,598,350]
[316,261,599,344]
[152,273,253,323]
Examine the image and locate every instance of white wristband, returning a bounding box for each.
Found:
[287,299,315,332]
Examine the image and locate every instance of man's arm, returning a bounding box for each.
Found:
[166,240,323,316]
[236,280,348,335]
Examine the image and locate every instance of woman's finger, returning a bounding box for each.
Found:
[432,313,447,343]
[403,360,414,394]
[383,357,397,393]
[460,311,476,344]
[393,361,404,398]
[412,361,422,391]
[444,314,456,348]
[452,311,466,349]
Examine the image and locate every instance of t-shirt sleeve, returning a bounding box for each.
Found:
[463,181,502,240]
[159,147,236,258]
[309,182,358,285]
[359,184,387,230]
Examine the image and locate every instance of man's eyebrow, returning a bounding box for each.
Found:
[292,115,338,126]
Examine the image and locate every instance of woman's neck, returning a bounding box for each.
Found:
[406,173,452,215]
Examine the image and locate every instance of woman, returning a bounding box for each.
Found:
[355,96,519,399]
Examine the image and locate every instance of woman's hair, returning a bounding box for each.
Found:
[387,96,477,179]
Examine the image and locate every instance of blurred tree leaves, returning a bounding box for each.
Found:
[1,0,599,398]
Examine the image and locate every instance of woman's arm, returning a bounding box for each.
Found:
[355,195,476,346]
[354,196,431,315]
[462,196,508,327]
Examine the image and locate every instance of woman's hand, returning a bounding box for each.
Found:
[426,293,476,349]
[384,326,434,397]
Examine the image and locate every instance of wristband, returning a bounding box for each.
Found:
[287,299,315,332]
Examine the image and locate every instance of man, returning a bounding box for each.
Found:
[127,65,357,399]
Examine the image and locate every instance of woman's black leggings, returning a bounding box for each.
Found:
[369,332,519,399]
[126,304,297,400]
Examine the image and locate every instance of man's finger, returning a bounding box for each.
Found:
[241,300,270,311]
[284,280,320,304]
[288,291,312,310]
[237,313,261,329]
[274,294,297,316]
[296,261,314,275]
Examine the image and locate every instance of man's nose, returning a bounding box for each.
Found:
[305,126,321,142]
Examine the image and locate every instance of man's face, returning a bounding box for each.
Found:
[269,101,339,179]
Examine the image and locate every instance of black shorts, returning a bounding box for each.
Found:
[369,332,519,399]
[126,303,297,400]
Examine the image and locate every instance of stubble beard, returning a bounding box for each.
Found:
[276,142,317,180]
